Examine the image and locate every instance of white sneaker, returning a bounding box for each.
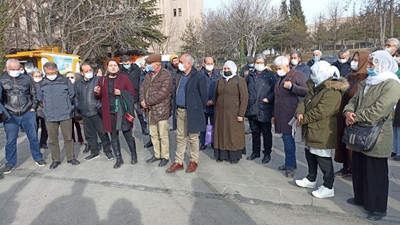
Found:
[295,177,317,188]
[312,185,335,198]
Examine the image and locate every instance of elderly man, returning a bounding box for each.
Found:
[140,54,173,167]
[199,56,221,150]
[385,38,400,57]
[273,56,308,178]
[290,50,311,78]
[332,49,351,79]
[75,62,113,161]
[0,59,46,174]
[37,62,80,169]
[166,54,207,173]
[307,50,323,67]
[120,55,148,135]
[240,56,255,78]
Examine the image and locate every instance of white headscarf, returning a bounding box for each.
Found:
[366,50,400,86]
[310,61,340,86]
[223,60,237,81]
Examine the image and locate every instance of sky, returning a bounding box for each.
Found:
[203,0,362,25]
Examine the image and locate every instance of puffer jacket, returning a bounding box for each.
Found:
[246,69,277,123]
[140,68,173,122]
[37,74,74,122]
[0,72,38,115]
[296,77,349,149]
[74,76,101,117]
[343,78,400,158]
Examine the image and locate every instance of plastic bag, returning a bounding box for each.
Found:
[205,124,214,146]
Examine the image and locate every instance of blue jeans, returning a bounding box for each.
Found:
[394,126,400,155]
[282,134,296,168]
[4,111,43,166]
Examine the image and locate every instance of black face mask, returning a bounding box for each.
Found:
[108,72,118,77]
[224,71,232,76]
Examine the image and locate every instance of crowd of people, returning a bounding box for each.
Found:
[1,37,400,221]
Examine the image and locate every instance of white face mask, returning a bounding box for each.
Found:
[291,59,298,66]
[338,58,347,64]
[33,77,42,83]
[254,64,265,72]
[69,78,75,84]
[276,69,286,77]
[205,65,214,72]
[350,61,359,71]
[9,70,20,78]
[178,63,186,72]
[84,72,94,79]
[385,47,392,53]
[46,74,57,81]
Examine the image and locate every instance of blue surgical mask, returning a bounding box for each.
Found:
[313,57,319,62]
[366,68,378,76]
[145,65,154,72]
[123,65,131,70]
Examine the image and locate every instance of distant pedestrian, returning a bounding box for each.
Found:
[290,50,310,78]
[331,49,352,79]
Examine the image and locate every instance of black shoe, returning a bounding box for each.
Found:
[216,158,223,163]
[391,152,396,157]
[200,145,207,150]
[230,159,240,164]
[2,165,14,174]
[40,143,48,149]
[285,168,294,178]
[131,158,138,164]
[144,141,153,148]
[346,198,362,206]
[367,211,387,221]
[393,155,400,161]
[49,161,61,169]
[67,159,80,165]
[105,152,114,160]
[142,128,149,135]
[158,158,169,167]
[246,153,260,160]
[82,143,89,153]
[262,155,271,164]
[85,153,100,161]
[35,159,47,167]
[146,156,159,163]
[114,158,123,169]
[278,164,297,170]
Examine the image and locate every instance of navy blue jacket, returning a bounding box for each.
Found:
[199,67,221,114]
[331,59,352,79]
[246,69,277,123]
[292,62,311,78]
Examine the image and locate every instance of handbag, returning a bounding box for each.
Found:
[123,100,135,123]
[205,124,214,146]
[341,118,386,151]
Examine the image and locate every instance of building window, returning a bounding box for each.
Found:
[173,8,177,17]
[178,8,182,16]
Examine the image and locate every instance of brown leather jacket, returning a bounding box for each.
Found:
[140,68,173,122]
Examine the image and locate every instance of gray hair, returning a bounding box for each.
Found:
[43,62,58,70]
[338,48,350,56]
[254,54,267,65]
[31,68,43,76]
[6,59,21,69]
[291,50,302,59]
[313,50,322,56]
[387,38,400,47]
[183,54,195,66]
[273,56,290,67]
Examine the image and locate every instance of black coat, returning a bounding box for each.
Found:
[246,70,277,123]
[120,64,141,102]
[74,76,101,117]
[199,67,221,114]
[175,67,207,133]
[331,59,352,79]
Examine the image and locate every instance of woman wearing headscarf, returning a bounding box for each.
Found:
[344,50,400,221]
[213,61,248,164]
[334,50,371,177]
[295,61,349,199]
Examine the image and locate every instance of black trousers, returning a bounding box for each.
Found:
[82,114,111,154]
[110,114,135,146]
[249,119,272,156]
[134,102,146,130]
[305,148,334,189]
[351,151,388,213]
[36,117,48,145]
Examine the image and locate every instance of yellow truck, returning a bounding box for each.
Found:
[5,46,81,74]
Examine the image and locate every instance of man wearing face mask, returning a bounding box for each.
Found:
[240,56,255,78]
[0,59,46,174]
[307,50,323,67]
[272,56,308,178]
[37,62,80,169]
[385,38,399,57]
[290,51,311,78]
[74,62,113,161]
[198,57,221,150]
[120,55,148,135]
[331,49,352,79]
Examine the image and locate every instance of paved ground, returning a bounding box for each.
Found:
[0,119,400,225]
